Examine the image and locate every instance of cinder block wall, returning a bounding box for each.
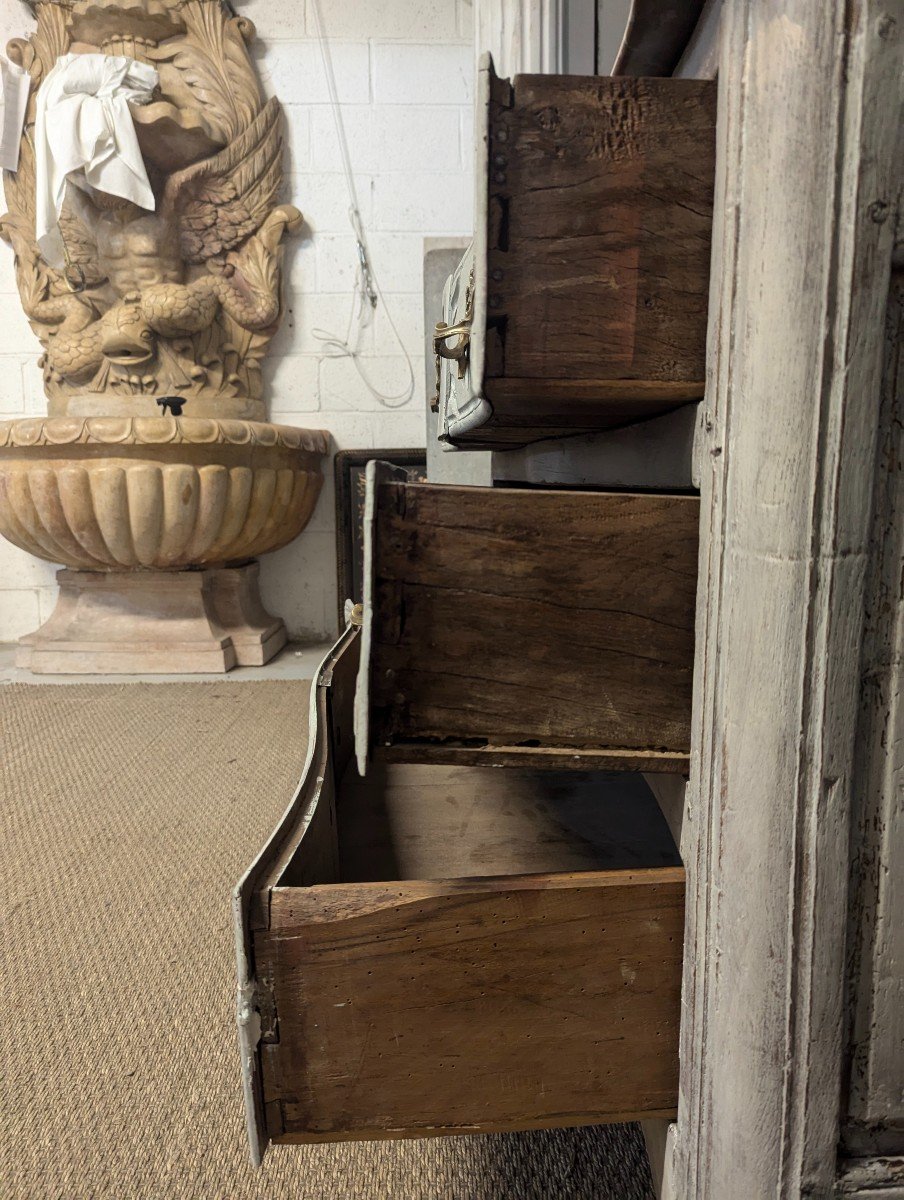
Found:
[0,0,475,643]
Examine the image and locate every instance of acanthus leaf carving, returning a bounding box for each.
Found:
[153,1,262,147]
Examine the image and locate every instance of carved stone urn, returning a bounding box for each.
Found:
[0,0,328,672]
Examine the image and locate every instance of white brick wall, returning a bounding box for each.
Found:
[0,0,475,646]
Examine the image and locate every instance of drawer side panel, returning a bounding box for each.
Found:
[261,869,684,1140]
[488,75,716,386]
[368,484,698,763]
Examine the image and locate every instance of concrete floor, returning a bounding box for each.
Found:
[0,640,334,685]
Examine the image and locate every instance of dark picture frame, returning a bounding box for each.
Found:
[334,449,427,631]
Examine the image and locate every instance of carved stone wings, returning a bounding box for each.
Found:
[161,95,284,264]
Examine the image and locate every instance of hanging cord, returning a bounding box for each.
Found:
[309,0,415,409]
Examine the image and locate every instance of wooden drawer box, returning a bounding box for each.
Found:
[356,466,699,775]
[435,58,717,447]
[235,629,684,1161]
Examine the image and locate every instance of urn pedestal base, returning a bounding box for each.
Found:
[17,561,287,675]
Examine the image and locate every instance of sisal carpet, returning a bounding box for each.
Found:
[0,681,655,1200]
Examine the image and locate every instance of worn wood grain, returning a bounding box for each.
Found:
[335,763,681,883]
[450,69,716,447]
[260,867,683,1141]
[464,380,701,448]
[675,2,904,1197]
[845,272,904,1151]
[366,482,698,768]
[490,74,715,383]
[378,742,689,773]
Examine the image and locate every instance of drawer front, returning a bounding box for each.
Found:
[258,869,684,1142]
[357,471,699,774]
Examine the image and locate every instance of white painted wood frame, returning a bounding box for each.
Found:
[672,3,904,1198]
[473,0,563,75]
[845,279,904,1167]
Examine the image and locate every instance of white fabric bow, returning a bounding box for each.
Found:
[34,52,159,267]
[0,54,30,173]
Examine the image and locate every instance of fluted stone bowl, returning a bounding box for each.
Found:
[0,416,329,571]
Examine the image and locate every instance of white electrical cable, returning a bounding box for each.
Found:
[309,0,415,409]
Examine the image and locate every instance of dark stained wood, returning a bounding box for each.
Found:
[366,482,698,770]
[490,72,715,384]
[491,78,713,372]
[260,867,684,1141]
[488,377,705,404]
[460,381,700,448]
[452,66,716,447]
[378,742,690,773]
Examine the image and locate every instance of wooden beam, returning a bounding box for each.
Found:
[675,2,903,1197]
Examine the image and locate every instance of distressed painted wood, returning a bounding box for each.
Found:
[233,629,359,1166]
[674,3,903,1197]
[475,0,563,76]
[362,482,698,769]
[845,272,904,1153]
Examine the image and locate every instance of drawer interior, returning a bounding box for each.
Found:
[330,764,681,886]
[260,764,683,1145]
[239,629,686,1153]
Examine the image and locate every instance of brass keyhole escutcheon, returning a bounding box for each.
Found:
[433,319,472,378]
[432,266,475,412]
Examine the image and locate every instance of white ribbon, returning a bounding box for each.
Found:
[34,52,159,267]
[0,54,30,173]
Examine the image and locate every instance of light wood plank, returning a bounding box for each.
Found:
[260,867,684,1141]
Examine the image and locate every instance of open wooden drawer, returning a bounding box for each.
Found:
[235,629,684,1163]
[434,57,716,448]
[355,465,699,775]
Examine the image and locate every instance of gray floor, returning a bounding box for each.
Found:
[0,640,334,686]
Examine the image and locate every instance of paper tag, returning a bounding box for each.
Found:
[1,55,30,173]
